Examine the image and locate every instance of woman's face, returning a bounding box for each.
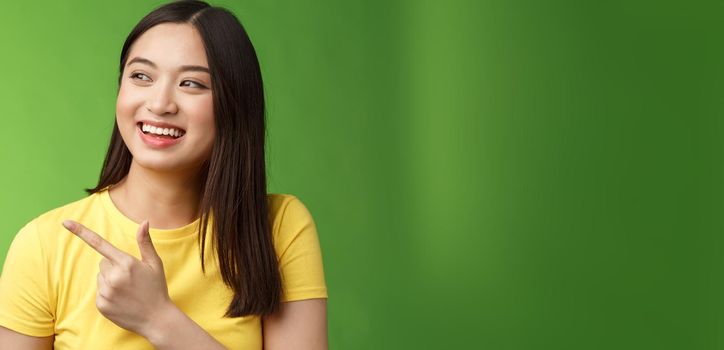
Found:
[116,23,215,174]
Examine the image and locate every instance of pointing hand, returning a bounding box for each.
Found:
[62,219,173,338]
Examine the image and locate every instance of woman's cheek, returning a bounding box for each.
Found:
[115,87,133,120]
[189,97,215,133]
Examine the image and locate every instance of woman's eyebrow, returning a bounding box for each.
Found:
[126,56,210,74]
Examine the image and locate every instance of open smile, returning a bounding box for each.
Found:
[136,122,186,139]
[136,122,185,148]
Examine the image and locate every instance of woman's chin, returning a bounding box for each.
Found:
[131,156,195,174]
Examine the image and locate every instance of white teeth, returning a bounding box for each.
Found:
[140,123,185,138]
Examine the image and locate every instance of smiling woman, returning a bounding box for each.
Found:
[0,1,328,350]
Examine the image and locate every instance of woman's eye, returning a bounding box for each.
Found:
[130,72,151,81]
[182,80,206,89]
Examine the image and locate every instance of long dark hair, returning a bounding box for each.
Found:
[85,0,281,317]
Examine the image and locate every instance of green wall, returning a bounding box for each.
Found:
[1,0,722,348]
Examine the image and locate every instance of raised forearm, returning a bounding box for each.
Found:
[144,303,226,350]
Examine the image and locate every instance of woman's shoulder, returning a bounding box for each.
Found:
[32,192,103,226]
[266,193,313,221]
[266,193,298,213]
[9,192,104,255]
[266,193,317,246]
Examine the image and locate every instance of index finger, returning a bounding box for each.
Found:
[62,220,127,263]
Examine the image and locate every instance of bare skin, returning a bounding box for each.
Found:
[0,327,53,350]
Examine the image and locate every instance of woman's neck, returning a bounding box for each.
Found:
[108,161,204,230]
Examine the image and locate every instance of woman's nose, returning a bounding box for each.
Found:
[146,80,178,116]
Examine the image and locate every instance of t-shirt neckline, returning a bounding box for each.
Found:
[98,187,201,241]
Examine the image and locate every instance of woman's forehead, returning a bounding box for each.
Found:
[128,23,208,69]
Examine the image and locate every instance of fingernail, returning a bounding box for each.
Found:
[62,220,76,231]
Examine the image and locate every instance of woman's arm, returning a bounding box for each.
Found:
[144,303,226,350]
[0,326,53,350]
[145,298,329,350]
[262,298,328,350]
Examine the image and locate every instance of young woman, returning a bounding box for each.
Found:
[0,1,328,349]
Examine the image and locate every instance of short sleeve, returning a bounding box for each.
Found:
[0,219,55,336]
[274,196,328,302]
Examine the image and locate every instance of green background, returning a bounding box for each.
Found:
[1,0,722,348]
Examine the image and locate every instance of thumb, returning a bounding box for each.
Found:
[136,220,161,267]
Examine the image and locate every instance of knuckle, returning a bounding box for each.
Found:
[121,257,135,270]
[97,285,109,299]
[106,273,122,289]
[104,287,115,300]
[96,295,108,310]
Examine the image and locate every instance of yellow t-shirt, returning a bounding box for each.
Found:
[0,189,327,349]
